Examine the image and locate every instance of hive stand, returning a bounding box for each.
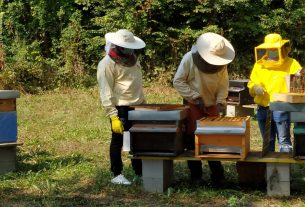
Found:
[134,151,305,196]
[133,101,305,195]
[142,160,173,192]
[0,143,22,173]
[266,163,290,196]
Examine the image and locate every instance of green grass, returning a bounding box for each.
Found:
[0,85,305,206]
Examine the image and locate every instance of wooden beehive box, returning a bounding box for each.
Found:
[195,116,250,159]
[272,93,305,103]
[272,73,305,103]
[0,90,20,143]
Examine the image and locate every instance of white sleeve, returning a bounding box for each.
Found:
[97,60,117,117]
[173,53,201,102]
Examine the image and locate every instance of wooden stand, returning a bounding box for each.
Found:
[266,163,290,196]
[134,151,299,196]
[0,143,22,173]
[142,160,173,193]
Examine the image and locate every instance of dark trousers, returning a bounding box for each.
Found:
[110,106,142,176]
[186,102,224,180]
[186,135,224,180]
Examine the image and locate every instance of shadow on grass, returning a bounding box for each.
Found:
[15,150,91,173]
[2,158,305,206]
[0,193,121,207]
[0,150,119,206]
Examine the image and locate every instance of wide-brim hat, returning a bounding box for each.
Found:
[256,33,289,49]
[105,29,146,49]
[196,32,235,65]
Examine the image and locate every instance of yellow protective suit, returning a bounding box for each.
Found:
[248,58,301,107]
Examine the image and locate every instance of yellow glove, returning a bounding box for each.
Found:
[110,115,124,134]
[253,84,266,96]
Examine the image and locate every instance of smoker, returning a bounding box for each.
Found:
[227,80,253,105]
[128,104,188,156]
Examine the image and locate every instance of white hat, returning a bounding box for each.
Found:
[196,32,235,65]
[105,29,146,49]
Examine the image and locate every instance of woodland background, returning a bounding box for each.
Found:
[0,0,305,93]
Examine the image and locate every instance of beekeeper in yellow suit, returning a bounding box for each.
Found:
[248,33,302,152]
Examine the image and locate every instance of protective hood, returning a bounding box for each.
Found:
[255,33,291,69]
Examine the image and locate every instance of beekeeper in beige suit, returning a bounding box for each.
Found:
[173,32,235,186]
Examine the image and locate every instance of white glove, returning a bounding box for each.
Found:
[253,85,266,96]
[217,103,227,116]
[295,68,305,76]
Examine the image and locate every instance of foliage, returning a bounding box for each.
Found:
[0,0,305,92]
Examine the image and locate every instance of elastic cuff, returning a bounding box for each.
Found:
[109,114,118,118]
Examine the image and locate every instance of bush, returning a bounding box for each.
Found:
[1,0,305,92]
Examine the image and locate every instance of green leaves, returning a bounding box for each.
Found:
[1,0,305,91]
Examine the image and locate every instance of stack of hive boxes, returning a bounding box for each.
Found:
[272,73,305,158]
[0,90,20,173]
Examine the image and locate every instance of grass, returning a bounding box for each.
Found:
[0,85,305,206]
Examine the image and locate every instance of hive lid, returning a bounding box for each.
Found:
[128,109,188,121]
[195,116,249,134]
[129,124,178,133]
[195,126,246,134]
[0,90,20,99]
[128,104,188,121]
[197,116,249,127]
[131,104,187,111]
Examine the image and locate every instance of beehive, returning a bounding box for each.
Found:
[272,74,305,103]
[0,90,20,143]
[195,116,250,159]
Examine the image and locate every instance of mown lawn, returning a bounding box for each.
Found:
[1,85,305,207]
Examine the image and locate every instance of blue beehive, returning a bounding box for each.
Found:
[0,90,20,143]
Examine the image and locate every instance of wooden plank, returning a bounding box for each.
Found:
[272,93,305,103]
[0,99,16,112]
[132,150,305,163]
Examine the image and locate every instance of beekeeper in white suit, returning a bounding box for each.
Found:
[97,29,146,185]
